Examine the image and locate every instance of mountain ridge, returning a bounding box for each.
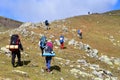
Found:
[0,16,23,29]
[0,10,120,80]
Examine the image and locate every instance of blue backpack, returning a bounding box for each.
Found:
[59,35,64,43]
[45,20,49,26]
[40,36,47,48]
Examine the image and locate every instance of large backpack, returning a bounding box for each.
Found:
[10,34,19,45]
[43,42,55,57]
[45,20,49,26]
[9,34,19,51]
[59,35,64,43]
[40,36,47,48]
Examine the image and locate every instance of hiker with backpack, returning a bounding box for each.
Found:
[44,20,49,30]
[77,29,82,39]
[9,34,23,67]
[59,35,64,49]
[38,35,47,56]
[44,40,54,72]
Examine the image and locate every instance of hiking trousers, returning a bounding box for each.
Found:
[60,42,64,49]
[78,33,82,39]
[11,50,21,66]
[40,47,44,55]
[45,56,52,70]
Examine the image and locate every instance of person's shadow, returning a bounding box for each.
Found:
[50,65,61,72]
[22,60,31,66]
[15,60,31,67]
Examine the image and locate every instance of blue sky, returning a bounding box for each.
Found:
[0,0,120,22]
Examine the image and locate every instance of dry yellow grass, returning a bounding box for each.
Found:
[0,11,120,80]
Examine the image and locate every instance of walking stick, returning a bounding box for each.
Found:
[21,51,25,66]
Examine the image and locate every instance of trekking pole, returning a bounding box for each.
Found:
[22,51,25,66]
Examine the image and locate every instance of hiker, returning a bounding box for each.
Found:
[77,29,82,39]
[38,35,47,56]
[44,40,53,72]
[59,35,64,49]
[10,34,23,67]
[44,20,49,30]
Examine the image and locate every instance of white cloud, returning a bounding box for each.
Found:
[0,0,118,22]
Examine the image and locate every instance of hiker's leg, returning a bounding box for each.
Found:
[45,57,48,68]
[61,42,64,49]
[45,57,52,72]
[17,51,21,65]
[60,42,62,49]
[80,33,82,39]
[78,34,80,39]
[11,52,16,67]
[47,59,51,69]
[40,47,44,55]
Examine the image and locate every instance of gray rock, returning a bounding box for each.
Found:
[68,39,75,45]
[60,77,64,80]
[1,47,11,57]
[12,70,28,77]
[70,65,74,68]
[113,58,120,66]
[99,55,113,65]
[40,69,45,73]
[92,70,104,78]
[103,70,112,76]
[89,64,100,70]
[88,49,98,58]
[55,39,60,46]
[65,60,70,66]
[83,44,91,51]
[62,26,68,32]
[79,42,84,50]
[77,59,87,64]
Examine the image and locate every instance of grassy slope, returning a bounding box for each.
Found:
[0,11,120,80]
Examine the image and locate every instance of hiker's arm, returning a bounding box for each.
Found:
[19,40,24,51]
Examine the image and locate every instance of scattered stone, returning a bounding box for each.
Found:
[76,65,81,68]
[62,26,68,32]
[55,39,60,46]
[77,59,87,64]
[68,39,75,45]
[88,49,98,58]
[12,70,29,77]
[78,42,84,50]
[0,47,11,57]
[113,58,120,66]
[84,44,91,51]
[99,55,113,65]
[89,64,100,70]
[60,77,64,80]
[40,68,45,73]
[70,65,74,68]
[65,60,70,66]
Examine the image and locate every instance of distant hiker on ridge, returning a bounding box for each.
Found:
[77,29,82,39]
[59,35,64,49]
[45,20,50,30]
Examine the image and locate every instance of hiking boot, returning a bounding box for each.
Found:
[12,64,17,67]
[45,68,51,72]
[47,69,51,72]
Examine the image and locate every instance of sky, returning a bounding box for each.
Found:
[0,0,120,23]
